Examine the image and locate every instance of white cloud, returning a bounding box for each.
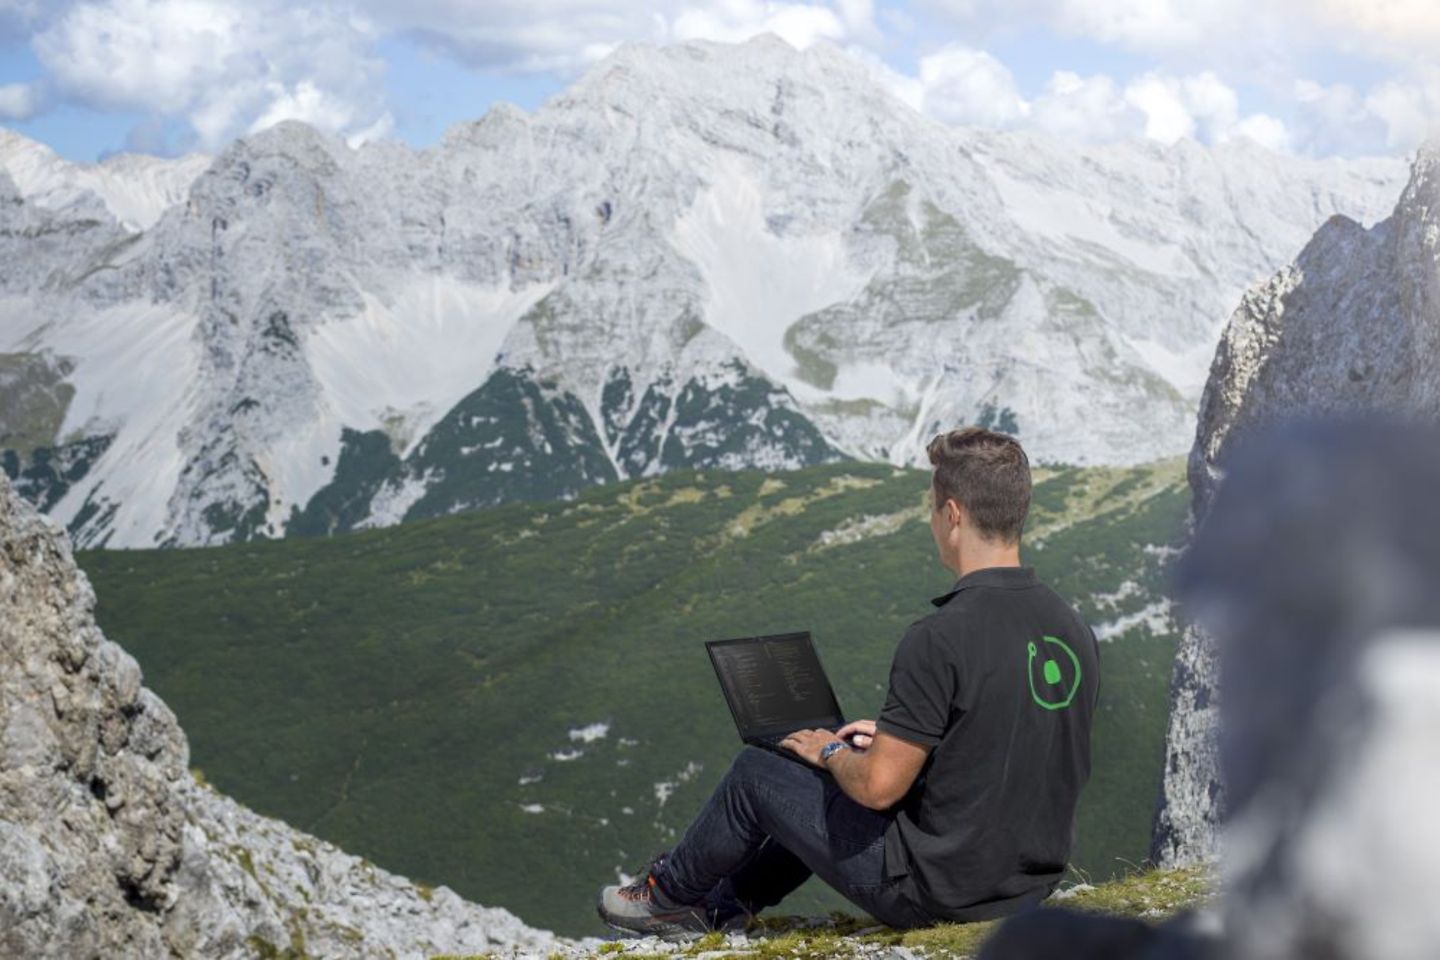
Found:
[1303,0,1440,60]
[884,49,1293,153]
[348,1,874,75]
[669,0,878,52]
[921,0,1267,64]
[1028,71,1134,142]
[1123,72,1198,142]
[1231,112,1292,153]
[247,81,359,137]
[0,81,40,120]
[1123,71,1249,144]
[29,0,390,151]
[345,110,396,149]
[369,1,655,74]
[1051,0,1205,51]
[1290,74,1439,155]
[1364,75,1440,151]
[0,0,46,38]
[671,4,845,49]
[844,45,925,113]
[916,44,1027,127]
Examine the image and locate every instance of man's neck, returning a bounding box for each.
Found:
[951,545,1022,580]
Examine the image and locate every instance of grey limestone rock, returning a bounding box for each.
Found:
[0,470,577,958]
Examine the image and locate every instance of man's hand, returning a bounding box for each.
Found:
[778,728,845,768]
[835,719,877,750]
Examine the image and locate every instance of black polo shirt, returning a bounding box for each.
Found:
[877,565,1099,922]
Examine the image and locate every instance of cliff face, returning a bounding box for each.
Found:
[1151,142,1440,866]
[0,471,564,959]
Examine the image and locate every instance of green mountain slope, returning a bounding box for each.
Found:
[76,460,1186,937]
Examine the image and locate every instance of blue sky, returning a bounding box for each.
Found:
[0,0,1435,163]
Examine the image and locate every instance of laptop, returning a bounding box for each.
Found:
[705,631,847,762]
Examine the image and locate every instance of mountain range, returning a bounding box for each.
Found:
[0,34,1407,548]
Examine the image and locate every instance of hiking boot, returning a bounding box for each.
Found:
[596,869,711,939]
[597,851,750,938]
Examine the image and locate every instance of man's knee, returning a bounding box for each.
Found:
[732,745,775,774]
[725,745,824,800]
[729,745,802,782]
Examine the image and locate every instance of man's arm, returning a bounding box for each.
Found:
[779,726,930,810]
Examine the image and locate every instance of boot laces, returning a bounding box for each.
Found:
[618,850,670,902]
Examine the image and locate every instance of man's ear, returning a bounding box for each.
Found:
[945,497,963,528]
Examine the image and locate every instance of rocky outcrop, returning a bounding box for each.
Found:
[1150,141,1440,866]
[0,471,569,958]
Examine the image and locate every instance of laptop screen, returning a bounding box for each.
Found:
[707,632,844,738]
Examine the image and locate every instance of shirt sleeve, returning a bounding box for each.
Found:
[876,621,956,747]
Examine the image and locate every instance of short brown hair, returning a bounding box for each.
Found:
[926,427,1031,543]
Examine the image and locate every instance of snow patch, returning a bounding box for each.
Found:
[549,748,584,762]
[1092,579,1142,610]
[568,722,611,743]
[671,153,872,396]
[359,474,429,529]
[1093,599,1175,641]
[0,297,202,546]
[307,274,555,462]
[653,762,704,808]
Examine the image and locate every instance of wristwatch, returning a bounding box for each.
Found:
[819,740,851,764]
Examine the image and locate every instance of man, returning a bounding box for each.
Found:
[597,427,1100,936]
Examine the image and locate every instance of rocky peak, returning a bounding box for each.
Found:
[0,125,209,231]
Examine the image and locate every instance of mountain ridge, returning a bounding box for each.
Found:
[0,34,1410,547]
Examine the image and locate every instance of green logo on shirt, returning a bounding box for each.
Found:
[1028,635,1081,710]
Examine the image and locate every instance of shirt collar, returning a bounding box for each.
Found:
[930,565,1038,606]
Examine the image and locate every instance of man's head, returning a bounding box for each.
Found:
[926,427,1031,572]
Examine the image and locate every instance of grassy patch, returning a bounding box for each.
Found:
[445,866,1214,959]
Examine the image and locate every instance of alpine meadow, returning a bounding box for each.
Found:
[76,458,1186,936]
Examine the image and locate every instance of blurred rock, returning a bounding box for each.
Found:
[976,906,1217,960]
[1177,419,1440,960]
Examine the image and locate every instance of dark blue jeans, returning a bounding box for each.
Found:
[655,745,935,929]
